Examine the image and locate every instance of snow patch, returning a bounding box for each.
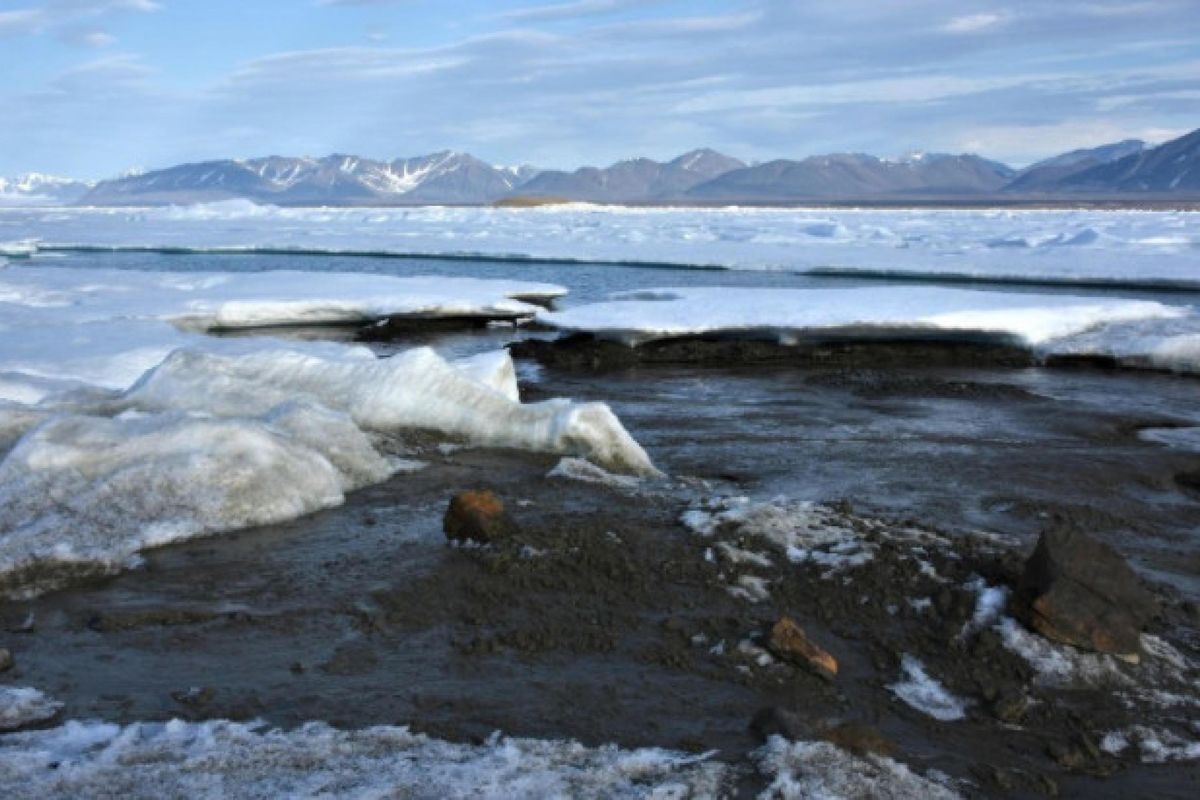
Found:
[0,719,728,798]
[889,655,970,721]
[755,736,962,799]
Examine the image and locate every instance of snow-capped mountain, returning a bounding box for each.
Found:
[82,152,537,206]
[27,128,1200,207]
[0,173,94,205]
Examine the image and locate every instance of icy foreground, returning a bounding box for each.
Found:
[2,203,1197,288]
[0,265,652,596]
[541,286,1200,372]
[0,717,961,799]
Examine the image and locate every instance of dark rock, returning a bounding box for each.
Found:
[821,722,894,756]
[991,688,1030,724]
[767,617,838,680]
[443,489,519,545]
[0,647,12,672]
[171,686,215,707]
[1015,527,1156,659]
[749,706,808,741]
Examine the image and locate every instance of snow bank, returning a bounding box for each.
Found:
[541,286,1200,371]
[0,687,62,731]
[0,719,728,799]
[4,205,1198,289]
[0,715,974,799]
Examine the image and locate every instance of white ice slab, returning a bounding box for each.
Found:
[539,286,1199,371]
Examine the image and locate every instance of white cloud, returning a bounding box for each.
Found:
[942,12,1007,33]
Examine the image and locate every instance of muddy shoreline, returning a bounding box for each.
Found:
[2,338,1199,797]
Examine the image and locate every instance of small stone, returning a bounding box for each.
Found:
[443,489,518,545]
[767,616,838,680]
[1015,527,1157,658]
[991,688,1029,724]
[0,648,12,672]
[171,686,215,707]
[822,722,893,756]
[749,706,807,741]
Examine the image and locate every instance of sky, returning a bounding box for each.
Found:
[1,0,1198,179]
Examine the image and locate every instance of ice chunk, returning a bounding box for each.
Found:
[0,719,729,798]
[889,655,969,721]
[0,687,62,731]
[122,348,655,475]
[546,457,643,490]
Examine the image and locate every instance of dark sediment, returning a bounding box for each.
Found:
[2,445,1197,796]
[509,333,1036,371]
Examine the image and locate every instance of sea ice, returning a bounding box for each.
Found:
[539,286,1196,371]
[3,204,1197,289]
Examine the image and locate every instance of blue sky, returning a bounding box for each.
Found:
[2,0,1198,178]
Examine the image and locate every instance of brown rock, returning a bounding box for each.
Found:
[767,616,838,680]
[822,722,894,756]
[0,647,12,672]
[443,489,518,545]
[1015,527,1156,659]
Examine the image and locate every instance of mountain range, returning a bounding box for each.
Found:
[5,126,1198,207]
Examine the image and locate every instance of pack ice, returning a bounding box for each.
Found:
[3,203,1198,288]
[0,264,653,597]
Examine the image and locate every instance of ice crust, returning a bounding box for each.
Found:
[3,204,1198,288]
[0,716,969,799]
[540,286,1199,371]
[0,719,728,799]
[756,736,961,799]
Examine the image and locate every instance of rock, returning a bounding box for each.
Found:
[767,616,838,680]
[1015,528,1156,659]
[443,489,518,545]
[0,648,12,672]
[821,722,893,756]
[749,706,808,741]
[171,686,215,707]
[991,688,1029,724]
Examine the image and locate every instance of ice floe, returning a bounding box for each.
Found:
[539,286,1200,372]
[3,205,1198,289]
